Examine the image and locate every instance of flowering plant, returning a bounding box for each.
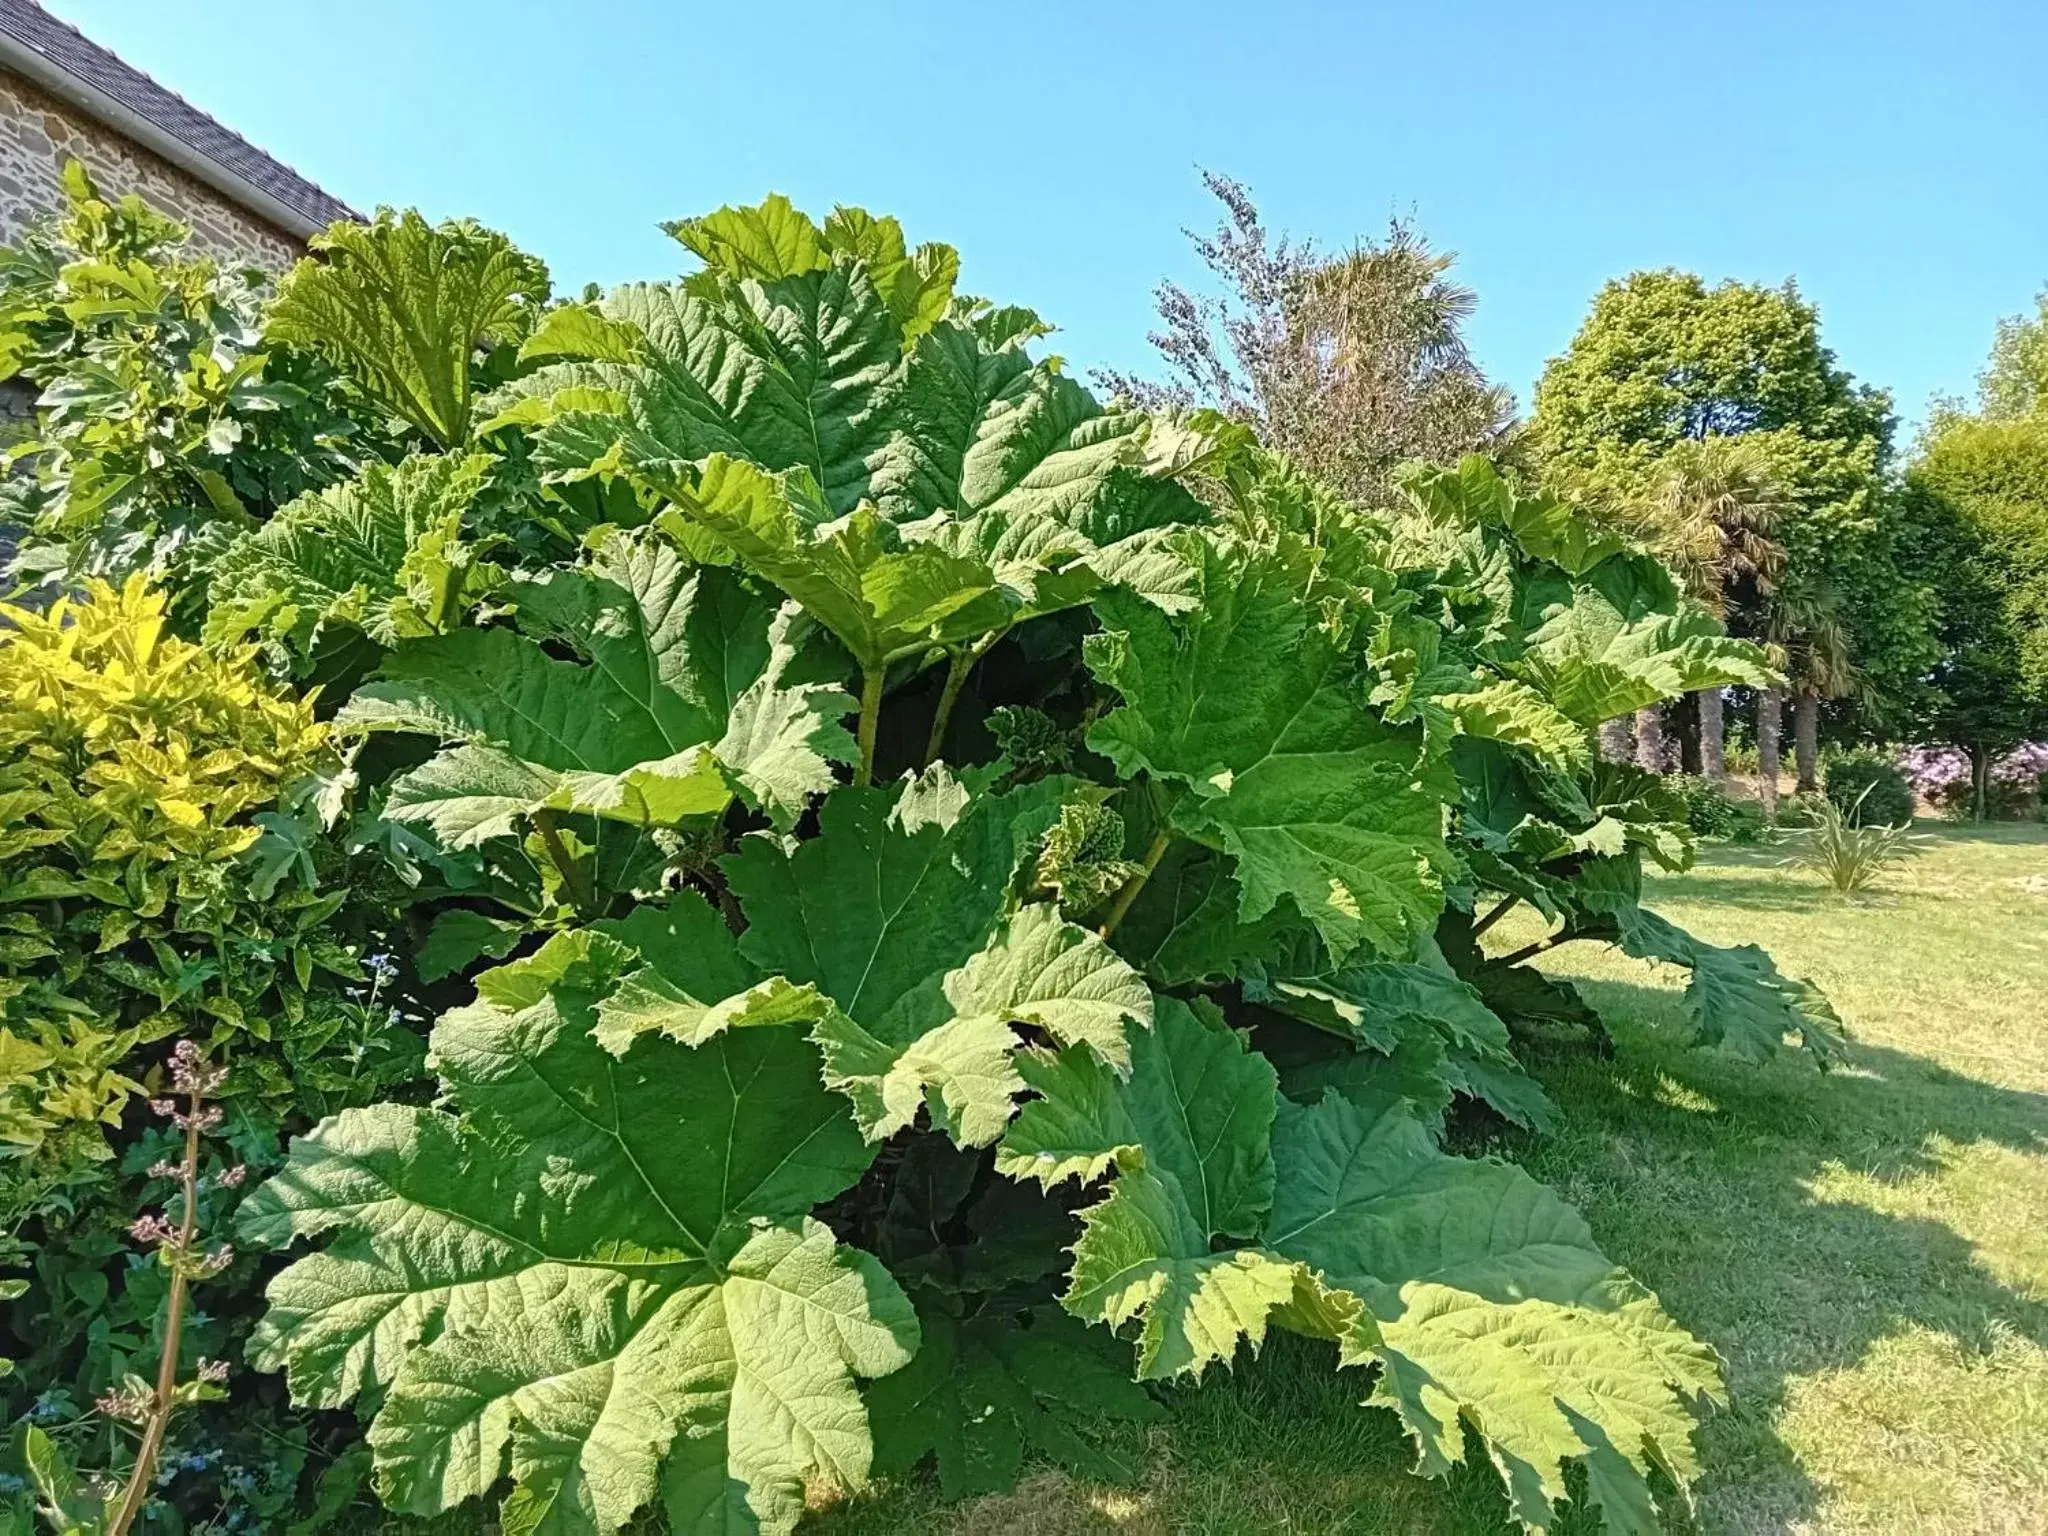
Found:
[12,1042,243,1536]
[1899,743,2048,819]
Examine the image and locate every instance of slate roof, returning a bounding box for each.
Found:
[0,0,357,234]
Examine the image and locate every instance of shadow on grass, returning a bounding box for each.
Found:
[1641,870,1823,913]
[1514,975,2048,1534]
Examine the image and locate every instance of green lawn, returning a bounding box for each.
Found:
[349,823,2048,1535]
[814,822,2048,1535]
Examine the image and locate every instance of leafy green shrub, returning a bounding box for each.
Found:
[0,578,429,1527]
[1785,789,1924,894]
[0,190,1843,1536]
[0,161,371,595]
[0,576,331,1189]
[1671,773,1766,842]
[208,195,1841,1536]
[1823,749,1915,827]
[1777,790,1829,828]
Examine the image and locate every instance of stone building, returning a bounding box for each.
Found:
[0,0,357,268]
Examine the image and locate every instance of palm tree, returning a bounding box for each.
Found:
[1759,588,1856,814]
[1786,603,1858,792]
[1631,438,1789,778]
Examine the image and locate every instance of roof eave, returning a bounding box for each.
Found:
[0,32,334,241]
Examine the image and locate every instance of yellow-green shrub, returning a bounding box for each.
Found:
[0,576,332,1178]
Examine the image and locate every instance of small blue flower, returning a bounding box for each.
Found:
[0,1472,26,1494]
[363,952,399,982]
[26,1393,63,1424]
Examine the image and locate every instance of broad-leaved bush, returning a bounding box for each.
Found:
[0,577,333,1185]
[0,162,369,597]
[0,191,1849,1536]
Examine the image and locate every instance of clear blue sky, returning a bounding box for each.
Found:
[47,1,2048,431]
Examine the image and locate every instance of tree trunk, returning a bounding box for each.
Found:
[1634,705,1666,774]
[1794,693,1820,792]
[1597,718,1634,763]
[1758,688,1783,821]
[1676,692,1702,774]
[1698,689,1726,781]
[1970,744,1992,821]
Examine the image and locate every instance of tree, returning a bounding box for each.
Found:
[1100,173,1515,508]
[1531,269,1934,763]
[1978,287,2048,421]
[1769,588,1857,793]
[1901,415,2048,815]
[1630,437,1789,779]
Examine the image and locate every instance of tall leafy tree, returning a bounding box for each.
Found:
[1977,287,2048,421]
[1100,173,1515,508]
[1899,415,2048,814]
[1531,270,1935,767]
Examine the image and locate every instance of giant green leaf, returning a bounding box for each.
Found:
[239,931,914,1536]
[722,770,1092,1145]
[1454,739,1692,883]
[1392,457,1777,730]
[816,900,1153,1146]
[1262,1094,1723,1535]
[872,307,1182,534]
[340,532,852,838]
[1106,839,1316,988]
[204,450,497,660]
[1246,934,1556,1133]
[998,997,1294,1379]
[1063,1163,1301,1385]
[726,767,1065,1037]
[664,196,959,348]
[1085,532,1456,962]
[600,260,904,515]
[1569,856,1843,1060]
[584,892,780,1053]
[1398,457,1631,579]
[510,202,1208,675]
[640,453,997,672]
[1510,556,1778,726]
[267,211,550,447]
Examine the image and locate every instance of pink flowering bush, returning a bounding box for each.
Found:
[1899,743,2048,819]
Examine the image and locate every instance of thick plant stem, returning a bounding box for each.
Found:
[922,628,1006,769]
[1496,928,1573,968]
[1097,830,1174,941]
[108,1109,201,1536]
[1471,894,1520,940]
[855,666,885,788]
[531,809,598,919]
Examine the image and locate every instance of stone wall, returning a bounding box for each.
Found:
[0,68,300,269]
